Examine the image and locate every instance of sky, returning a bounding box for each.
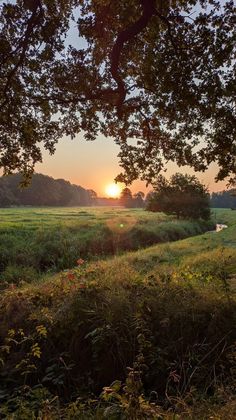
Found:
[35,133,228,197]
[34,1,229,197]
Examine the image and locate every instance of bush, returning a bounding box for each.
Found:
[0,264,235,403]
[146,173,211,220]
[1,265,39,287]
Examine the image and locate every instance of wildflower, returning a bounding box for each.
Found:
[77,258,84,265]
[67,272,75,280]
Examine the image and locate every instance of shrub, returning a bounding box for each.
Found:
[1,265,38,287]
[146,173,211,220]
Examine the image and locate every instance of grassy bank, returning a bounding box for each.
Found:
[0,209,236,418]
[0,207,214,286]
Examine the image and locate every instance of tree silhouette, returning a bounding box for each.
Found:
[0,173,93,206]
[210,190,236,209]
[133,191,145,208]
[87,189,97,205]
[146,173,210,220]
[120,187,133,208]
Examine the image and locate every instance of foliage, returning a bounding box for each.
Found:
[2,264,39,286]
[146,173,211,220]
[0,1,235,183]
[0,240,236,416]
[0,173,95,207]
[120,187,134,208]
[133,191,145,208]
[0,208,236,416]
[210,189,236,209]
[120,188,145,208]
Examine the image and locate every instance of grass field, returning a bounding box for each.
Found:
[0,208,236,418]
[0,206,214,286]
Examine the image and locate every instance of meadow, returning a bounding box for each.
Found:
[0,206,214,287]
[0,207,236,418]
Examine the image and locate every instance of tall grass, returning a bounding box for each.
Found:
[0,208,235,417]
[0,217,236,417]
[0,207,215,286]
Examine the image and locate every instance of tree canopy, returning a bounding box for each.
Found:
[0,0,235,183]
[146,173,211,219]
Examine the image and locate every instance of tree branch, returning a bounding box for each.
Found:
[110,0,156,118]
[0,0,43,111]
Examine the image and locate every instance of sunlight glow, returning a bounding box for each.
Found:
[105,183,121,198]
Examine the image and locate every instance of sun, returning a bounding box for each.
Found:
[105,183,121,198]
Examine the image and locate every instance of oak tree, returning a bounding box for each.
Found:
[0,0,235,183]
[146,173,211,219]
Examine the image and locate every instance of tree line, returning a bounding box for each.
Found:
[119,188,145,208]
[210,190,236,209]
[0,173,96,207]
[1,172,235,212]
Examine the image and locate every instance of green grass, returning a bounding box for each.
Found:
[0,206,215,286]
[0,209,236,418]
[0,206,169,228]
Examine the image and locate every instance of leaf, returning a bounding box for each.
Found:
[31,343,41,359]
[110,380,122,392]
[36,325,47,338]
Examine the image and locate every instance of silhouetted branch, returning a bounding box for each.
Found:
[0,0,43,111]
[110,0,156,117]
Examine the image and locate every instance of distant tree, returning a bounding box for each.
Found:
[120,187,133,208]
[133,191,145,208]
[146,173,210,220]
[87,190,97,206]
[0,180,18,207]
[0,174,94,207]
[210,190,236,209]
[145,190,154,202]
[230,189,236,197]
[145,190,158,211]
